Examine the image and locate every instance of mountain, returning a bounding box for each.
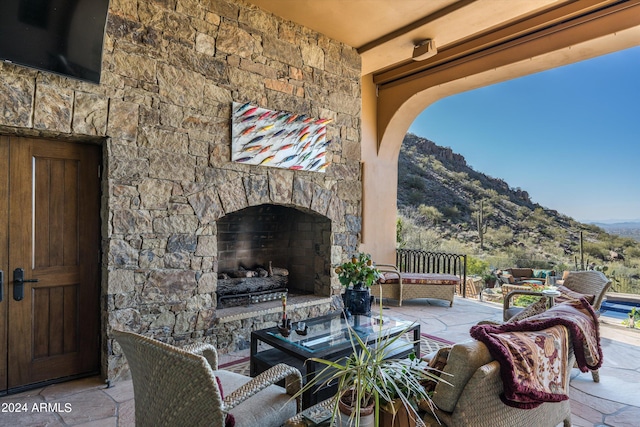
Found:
[396,133,640,279]
[592,222,640,242]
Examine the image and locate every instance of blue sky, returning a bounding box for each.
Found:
[409,46,640,223]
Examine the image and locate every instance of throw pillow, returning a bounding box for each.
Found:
[506,297,548,323]
[555,285,595,305]
[533,269,552,279]
[421,347,450,393]
[501,272,514,284]
[215,376,236,427]
[418,346,451,412]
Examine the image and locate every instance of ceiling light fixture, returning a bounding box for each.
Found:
[412,39,437,61]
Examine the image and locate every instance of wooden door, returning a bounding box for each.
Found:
[0,135,101,392]
[0,138,9,391]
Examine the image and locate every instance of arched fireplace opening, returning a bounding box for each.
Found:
[216,204,332,308]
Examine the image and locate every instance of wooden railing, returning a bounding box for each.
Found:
[396,249,469,297]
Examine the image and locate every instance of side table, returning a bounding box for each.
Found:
[542,289,561,308]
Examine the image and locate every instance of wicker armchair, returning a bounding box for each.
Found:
[113,330,302,427]
[421,339,574,427]
[501,270,611,382]
[503,270,612,321]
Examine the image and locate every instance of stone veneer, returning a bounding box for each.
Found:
[0,0,362,381]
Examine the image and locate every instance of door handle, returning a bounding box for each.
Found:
[0,270,3,302]
[13,268,38,301]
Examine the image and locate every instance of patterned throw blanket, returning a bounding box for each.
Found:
[470,298,602,409]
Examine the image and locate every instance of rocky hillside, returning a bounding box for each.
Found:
[397,133,640,291]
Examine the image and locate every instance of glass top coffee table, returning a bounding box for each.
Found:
[250,311,420,409]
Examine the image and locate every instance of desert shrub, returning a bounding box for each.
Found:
[514,207,531,222]
[484,189,500,203]
[430,159,446,173]
[403,229,442,252]
[552,227,569,241]
[404,174,426,191]
[396,218,405,247]
[462,180,479,192]
[449,171,468,182]
[439,239,469,255]
[621,237,639,249]
[396,214,442,252]
[407,189,425,206]
[441,205,460,221]
[582,241,610,261]
[466,256,490,276]
[527,207,551,227]
[488,226,514,247]
[418,204,443,225]
[608,266,640,294]
[506,246,529,265]
[625,247,640,258]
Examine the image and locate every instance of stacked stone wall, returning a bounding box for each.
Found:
[0,0,362,380]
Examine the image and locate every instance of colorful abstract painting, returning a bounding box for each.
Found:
[231,102,331,172]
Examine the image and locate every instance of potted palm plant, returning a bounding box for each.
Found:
[336,252,381,316]
[293,317,445,427]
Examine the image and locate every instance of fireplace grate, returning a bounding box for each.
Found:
[217,288,288,308]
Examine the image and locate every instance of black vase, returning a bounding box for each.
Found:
[343,286,373,316]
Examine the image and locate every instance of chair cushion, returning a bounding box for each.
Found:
[380,272,460,285]
[418,347,451,412]
[533,269,554,279]
[500,272,515,284]
[215,370,297,427]
[432,340,493,412]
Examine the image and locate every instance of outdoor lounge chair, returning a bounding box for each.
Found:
[113,329,302,427]
[373,264,460,307]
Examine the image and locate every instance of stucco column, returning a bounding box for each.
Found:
[360,75,398,265]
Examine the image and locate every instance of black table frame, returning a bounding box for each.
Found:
[250,312,420,409]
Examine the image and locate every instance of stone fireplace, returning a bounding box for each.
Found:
[216,203,332,307]
[191,170,361,354]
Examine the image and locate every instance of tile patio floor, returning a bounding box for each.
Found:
[1,296,639,426]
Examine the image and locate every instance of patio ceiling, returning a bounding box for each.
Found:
[245,0,627,77]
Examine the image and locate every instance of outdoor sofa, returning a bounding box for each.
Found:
[499,268,556,285]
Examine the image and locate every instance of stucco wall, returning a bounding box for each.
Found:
[0,0,362,380]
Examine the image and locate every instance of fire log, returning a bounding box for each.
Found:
[217,275,289,296]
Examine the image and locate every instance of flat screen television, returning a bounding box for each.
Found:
[0,0,110,84]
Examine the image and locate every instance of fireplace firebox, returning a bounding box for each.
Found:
[216,204,331,308]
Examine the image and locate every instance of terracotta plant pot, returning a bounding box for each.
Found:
[337,391,375,427]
